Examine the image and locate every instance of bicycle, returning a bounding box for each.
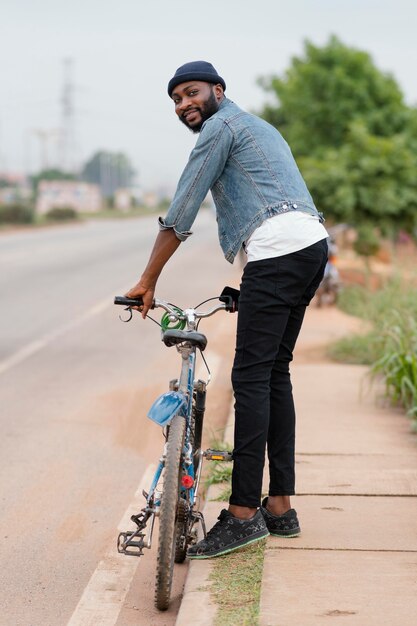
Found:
[114,287,239,611]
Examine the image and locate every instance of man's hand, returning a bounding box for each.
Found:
[125,280,155,319]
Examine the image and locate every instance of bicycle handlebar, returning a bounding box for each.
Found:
[114,286,239,319]
[114,295,227,318]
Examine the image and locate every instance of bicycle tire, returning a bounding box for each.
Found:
[155,413,185,611]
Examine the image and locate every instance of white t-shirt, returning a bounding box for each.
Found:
[245,211,328,262]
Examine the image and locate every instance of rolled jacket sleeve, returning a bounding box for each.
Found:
[158,116,234,240]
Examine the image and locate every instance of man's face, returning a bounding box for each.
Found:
[171,81,222,133]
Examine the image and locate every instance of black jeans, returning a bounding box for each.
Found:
[230,239,328,508]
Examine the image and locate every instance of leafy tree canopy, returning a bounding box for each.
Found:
[31,168,75,191]
[258,36,417,236]
[82,150,135,198]
[259,35,409,155]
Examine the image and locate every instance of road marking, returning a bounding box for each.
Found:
[67,464,156,626]
[0,290,129,376]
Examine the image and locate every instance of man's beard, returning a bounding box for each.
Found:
[179,89,220,133]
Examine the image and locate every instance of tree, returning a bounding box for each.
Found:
[298,122,417,236]
[31,168,75,192]
[82,151,135,198]
[259,35,409,155]
[258,36,417,237]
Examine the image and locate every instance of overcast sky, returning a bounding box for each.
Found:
[1,0,416,192]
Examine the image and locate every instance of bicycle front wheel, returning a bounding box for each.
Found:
[155,413,186,611]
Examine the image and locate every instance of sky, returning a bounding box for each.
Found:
[1,0,416,193]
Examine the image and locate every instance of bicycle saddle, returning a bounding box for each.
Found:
[162,329,208,351]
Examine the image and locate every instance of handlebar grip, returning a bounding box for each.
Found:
[219,286,240,312]
[114,296,144,307]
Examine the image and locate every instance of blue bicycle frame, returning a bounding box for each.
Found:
[147,348,199,509]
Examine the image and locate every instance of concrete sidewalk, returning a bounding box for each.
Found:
[176,308,417,625]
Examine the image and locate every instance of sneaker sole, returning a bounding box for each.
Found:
[187,529,269,560]
[269,529,301,537]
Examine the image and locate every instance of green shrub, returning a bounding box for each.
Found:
[328,332,381,365]
[371,313,417,419]
[353,224,380,259]
[334,280,417,424]
[336,284,370,318]
[337,279,417,324]
[0,203,34,224]
[44,206,78,221]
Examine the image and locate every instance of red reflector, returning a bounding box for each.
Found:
[181,475,194,489]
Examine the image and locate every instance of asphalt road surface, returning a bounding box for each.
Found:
[0,212,239,626]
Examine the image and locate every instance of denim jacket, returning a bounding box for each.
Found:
[159,97,324,263]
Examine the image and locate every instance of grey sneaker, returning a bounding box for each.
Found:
[187,509,269,559]
[260,497,301,537]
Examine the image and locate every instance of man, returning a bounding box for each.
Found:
[127,61,328,558]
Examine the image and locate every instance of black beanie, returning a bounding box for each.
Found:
[167,61,226,97]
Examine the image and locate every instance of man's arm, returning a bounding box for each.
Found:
[160,118,233,237]
[126,229,181,318]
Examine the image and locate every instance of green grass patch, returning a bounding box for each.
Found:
[209,539,267,626]
[371,312,417,419]
[331,279,417,423]
[203,443,266,624]
[327,331,381,365]
[337,278,417,323]
[204,440,233,502]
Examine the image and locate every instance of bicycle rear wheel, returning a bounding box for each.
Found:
[155,413,186,611]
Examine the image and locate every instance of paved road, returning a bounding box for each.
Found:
[0,213,238,626]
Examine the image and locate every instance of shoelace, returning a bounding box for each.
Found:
[205,511,230,539]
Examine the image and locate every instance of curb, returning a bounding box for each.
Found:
[175,404,234,625]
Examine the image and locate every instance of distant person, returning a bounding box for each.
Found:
[126,61,328,558]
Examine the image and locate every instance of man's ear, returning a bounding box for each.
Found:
[213,83,224,102]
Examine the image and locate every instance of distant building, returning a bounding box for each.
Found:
[142,191,159,209]
[114,188,132,212]
[0,172,31,204]
[36,180,102,214]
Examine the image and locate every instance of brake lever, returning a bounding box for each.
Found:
[119,307,133,323]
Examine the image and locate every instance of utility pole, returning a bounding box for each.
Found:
[32,128,60,170]
[60,58,76,173]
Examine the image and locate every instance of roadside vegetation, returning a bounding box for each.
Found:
[203,445,265,626]
[330,278,417,427]
[210,540,266,626]
[0,202,158,229]
[0,203,35,225]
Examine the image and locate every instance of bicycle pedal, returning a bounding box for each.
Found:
[203,449,233,462]
[117,531,146,556]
